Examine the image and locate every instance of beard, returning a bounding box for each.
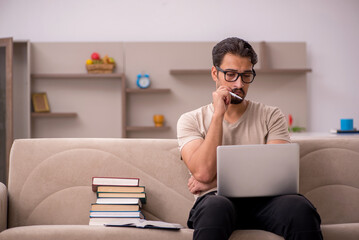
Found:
[230,88,245,104]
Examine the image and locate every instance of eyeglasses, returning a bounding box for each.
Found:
[216,66,256,83]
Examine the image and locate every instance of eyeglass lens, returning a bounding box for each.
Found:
[225,71,254,83]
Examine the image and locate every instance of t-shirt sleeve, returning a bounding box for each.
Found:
[266,108,291,143]
[177,112,204,151]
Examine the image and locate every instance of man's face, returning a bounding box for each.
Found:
[212,53,253,104]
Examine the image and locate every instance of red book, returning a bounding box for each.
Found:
[92,177,139,192]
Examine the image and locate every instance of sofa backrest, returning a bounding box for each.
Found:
[8,138,193,228]
[8,138,359,228]
[294,138,359,225]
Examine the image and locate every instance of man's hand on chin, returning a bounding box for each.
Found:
[188,175,217,195]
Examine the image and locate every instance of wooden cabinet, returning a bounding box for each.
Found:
[25,41,311,139]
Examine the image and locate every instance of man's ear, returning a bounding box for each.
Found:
[211,66,218,82]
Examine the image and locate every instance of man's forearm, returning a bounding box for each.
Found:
[189,113,223,183]
[188,175,217,194]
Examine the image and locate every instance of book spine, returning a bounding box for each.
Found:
[96,192,146,203]
[97,186,145,193]
[91,204,140,211]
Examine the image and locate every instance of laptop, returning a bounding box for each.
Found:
[217,143,299,197]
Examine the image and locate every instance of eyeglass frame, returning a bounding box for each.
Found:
[215,66,256,83]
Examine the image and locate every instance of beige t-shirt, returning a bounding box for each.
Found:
[177,100,291,197]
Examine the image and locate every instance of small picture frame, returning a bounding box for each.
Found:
[32,93,50,113]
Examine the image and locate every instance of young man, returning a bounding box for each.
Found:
[177,37,322,240]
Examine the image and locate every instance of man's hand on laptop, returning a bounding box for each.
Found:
[188,176,217,194]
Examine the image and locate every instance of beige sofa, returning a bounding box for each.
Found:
[0,138,359,240]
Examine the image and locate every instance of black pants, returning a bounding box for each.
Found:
[188,192,323,240]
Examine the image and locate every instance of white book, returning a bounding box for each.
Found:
[92,177,139,192]
[96,198,142,207]
[89,217,141,226]
[105,219,183,230]
[90,211,144,218]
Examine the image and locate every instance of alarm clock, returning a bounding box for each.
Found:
[136,74,151,89]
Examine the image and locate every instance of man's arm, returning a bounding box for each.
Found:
[181,113,223,184]
[187,175,217,195]
[267,139,289,144]
[266,106,291,144]
[181,85,231,184]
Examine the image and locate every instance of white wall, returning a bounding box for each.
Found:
[1,0,359,132]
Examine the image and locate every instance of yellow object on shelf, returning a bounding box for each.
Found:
[153,115,165,127]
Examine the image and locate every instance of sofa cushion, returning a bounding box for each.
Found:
[2,224,358,240]
[0,225,286,240]
[229,230,283,240]
[321,223,359,240]
[294,138,359,224]
[0,225,194,240]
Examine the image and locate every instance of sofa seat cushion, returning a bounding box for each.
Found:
[230,230,283,240]
[0,225,194,240]
[321,223,359,240]
[0,225,287,240]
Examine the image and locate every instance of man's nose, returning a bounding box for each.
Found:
[233,77,244,89]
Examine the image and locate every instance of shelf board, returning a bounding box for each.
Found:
[126,88,171,93]
[126,126,170,131]
[256,68,312,73]
[31,112,78,118]
[170,68,312,75]
[31,73,124,79]
[170,69,211,75]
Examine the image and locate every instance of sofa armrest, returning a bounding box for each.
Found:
[0,182,7,232]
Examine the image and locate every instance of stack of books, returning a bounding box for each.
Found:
[89,177,146,226]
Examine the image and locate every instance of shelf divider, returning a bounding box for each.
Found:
[170,69,210,75]
[126,88,171,93]
[31,73,124,79]
[31,112,78,118]
[126,126,170,131]
[256,68,312,73]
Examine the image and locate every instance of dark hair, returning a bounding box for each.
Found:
[212,37,258,67]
